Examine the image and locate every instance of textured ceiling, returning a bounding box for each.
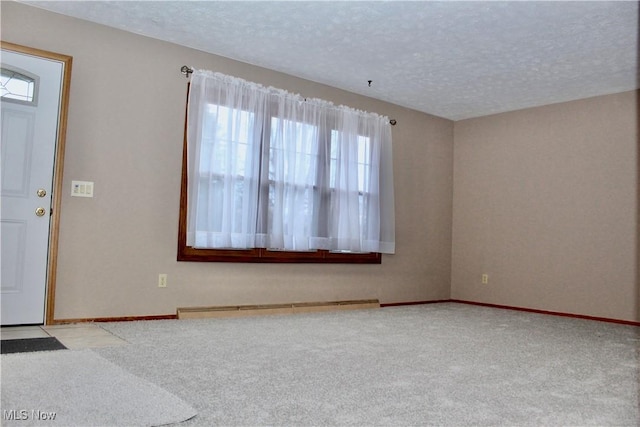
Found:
[19,1,640,120]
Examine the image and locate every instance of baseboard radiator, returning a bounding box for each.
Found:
[177,299,380,320]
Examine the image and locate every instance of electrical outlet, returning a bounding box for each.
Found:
[158,274,168,288]
[482,274,489,285]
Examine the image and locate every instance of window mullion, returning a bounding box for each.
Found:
[255,107,272,238]
[315,119,332,240]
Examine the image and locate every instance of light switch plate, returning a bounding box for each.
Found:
[71,180,94,197]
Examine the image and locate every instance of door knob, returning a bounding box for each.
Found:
[37,188,46,197]
[35,207,46,217]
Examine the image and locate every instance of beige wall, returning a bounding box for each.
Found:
[2,2,454,319]
[452,91,639,322]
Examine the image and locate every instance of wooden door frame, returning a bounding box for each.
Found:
[1,41,72,325]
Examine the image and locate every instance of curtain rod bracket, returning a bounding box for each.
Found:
[181,65,193,78]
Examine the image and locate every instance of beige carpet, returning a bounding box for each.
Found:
[1,349,196,426]
[94,303,639,426]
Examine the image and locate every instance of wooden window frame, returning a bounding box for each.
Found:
[177,92,381,264]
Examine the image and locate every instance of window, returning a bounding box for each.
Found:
[0,67,38,104]
[178,70,395,263]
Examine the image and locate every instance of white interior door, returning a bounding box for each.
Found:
[1,49,64,325]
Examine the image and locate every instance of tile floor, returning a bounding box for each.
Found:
[1,323,127,349]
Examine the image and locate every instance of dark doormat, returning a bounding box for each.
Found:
[1,337,67,354]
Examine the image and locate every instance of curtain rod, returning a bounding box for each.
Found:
[179,65,396,126]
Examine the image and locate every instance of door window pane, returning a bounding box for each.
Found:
[0,68,37,104]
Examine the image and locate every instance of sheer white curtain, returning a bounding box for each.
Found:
[186,69,395,254]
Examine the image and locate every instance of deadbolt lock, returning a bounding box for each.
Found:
[37,188,47,197]
[35,207,46,217]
